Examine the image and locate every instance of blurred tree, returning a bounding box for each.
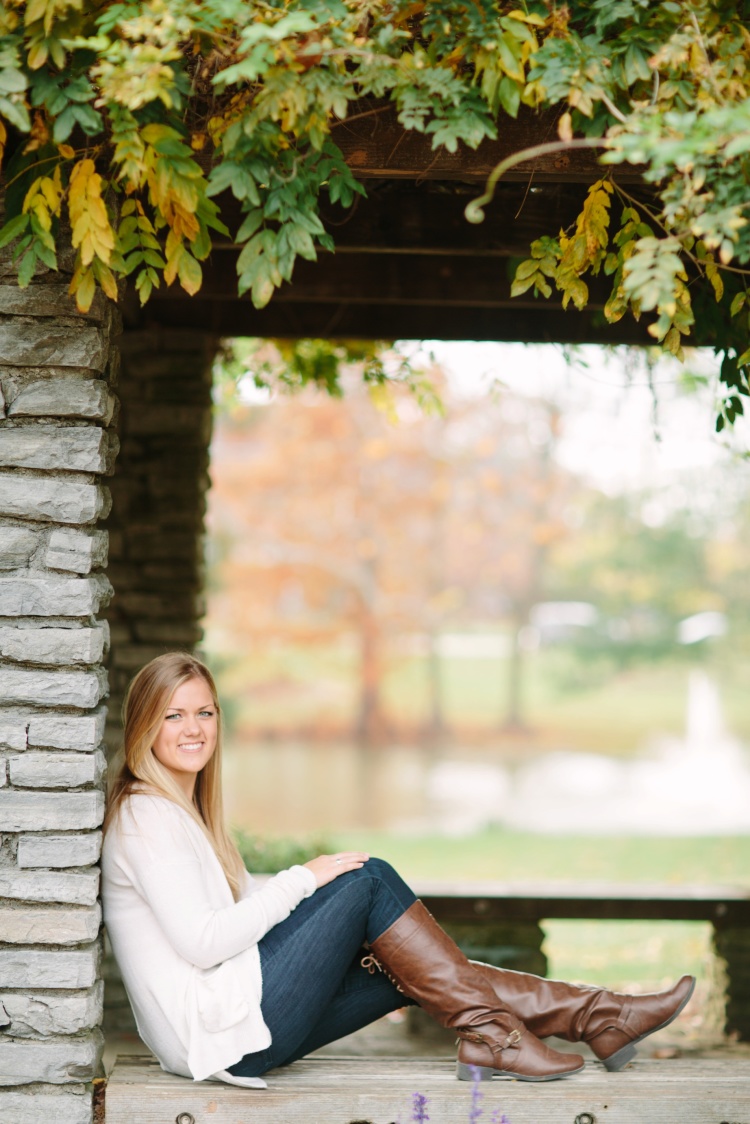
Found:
[208,368,578,738]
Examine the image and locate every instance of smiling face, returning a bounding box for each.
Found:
[151,676,219,798]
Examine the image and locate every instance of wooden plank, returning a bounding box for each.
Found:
[415,881,750,926]
[106,1055,750,1124]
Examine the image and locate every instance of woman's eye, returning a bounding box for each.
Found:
[199,710,214,718]
[165,713,180,720]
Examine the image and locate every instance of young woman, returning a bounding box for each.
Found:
[102,652,695,1088]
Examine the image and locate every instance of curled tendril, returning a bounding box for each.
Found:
[464,138,611,225]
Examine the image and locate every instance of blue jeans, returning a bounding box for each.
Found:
[228,857,418,1077]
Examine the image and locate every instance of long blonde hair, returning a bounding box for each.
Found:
[104,652,245,899]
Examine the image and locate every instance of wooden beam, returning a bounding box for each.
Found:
[331,104,641,183]
[132,295,653,345]
[320,182,598,257]
[173,251,615,311]
[213,181,628,255]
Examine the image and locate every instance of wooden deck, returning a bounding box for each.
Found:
[106,1054,750,1124]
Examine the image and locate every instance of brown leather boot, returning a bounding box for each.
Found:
[365,901,584,1081]
[469,962,695,1071]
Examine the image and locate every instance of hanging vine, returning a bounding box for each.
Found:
[1,1,750,425]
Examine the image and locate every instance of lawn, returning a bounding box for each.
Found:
[327,828,749,1004]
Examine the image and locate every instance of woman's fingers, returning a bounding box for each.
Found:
[303,852,370,887]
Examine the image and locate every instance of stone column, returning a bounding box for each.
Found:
[0,278,119,1124]
[103,327,217,752]
[101,327,217,1037]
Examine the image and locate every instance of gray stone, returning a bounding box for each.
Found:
[0,947,98,988]
[27,710,106,751]
[0,381,5,418]
[0,1030,103,1085]
[0,284,107,322]
[0,904,100,944]
[0,760,6,786]
[44,528,108,574]
[0,317,108,371]
[0,724,27,751]
[0,982,103,1037]
[9,376,116,423]
[17,832,101,868]
[0,668,107,708]
[0,425,115,474]
[9,750,106,788]
[0,1088,91,1124]
[0,790,104,830]
[0,868,99,905]
[0,473,110,524]
[0,574,113,616]
[0,526,38,569]
[0,625,107,666]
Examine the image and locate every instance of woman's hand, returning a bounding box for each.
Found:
[304,852,369,888]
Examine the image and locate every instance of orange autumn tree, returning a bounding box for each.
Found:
[209,365,579,740]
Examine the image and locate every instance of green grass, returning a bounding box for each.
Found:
[328,828,750,886]
[327,828,749,997]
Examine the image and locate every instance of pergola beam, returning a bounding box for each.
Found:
[330,105,640,184]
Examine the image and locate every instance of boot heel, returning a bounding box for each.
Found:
[602,1043,636,1071]
[457,1061,494,1081]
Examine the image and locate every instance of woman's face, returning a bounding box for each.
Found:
[151,676,218,797]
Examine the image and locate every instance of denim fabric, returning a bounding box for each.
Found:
[228,857,417,1077]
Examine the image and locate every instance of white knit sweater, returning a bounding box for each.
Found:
[101,792,317,1082]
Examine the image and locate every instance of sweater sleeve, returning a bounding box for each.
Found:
[113,797,316,970]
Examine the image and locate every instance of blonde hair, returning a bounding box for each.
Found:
[104,652,245,899]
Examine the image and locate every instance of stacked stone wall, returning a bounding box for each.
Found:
[0,277,120,1124]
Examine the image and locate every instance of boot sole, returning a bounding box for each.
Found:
[457,1060,585,1082]
[600,976,697,1072]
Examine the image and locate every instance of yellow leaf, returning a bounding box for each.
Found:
[68,158,115,266]
[93,259,118,301]
[58,143,75,159]
[0,120,6,174]
[69,265,96,313]
[27,41,49,69]
[557,111,573,142]
[177,250,202,296]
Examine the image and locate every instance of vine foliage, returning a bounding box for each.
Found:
[1,1,750,425]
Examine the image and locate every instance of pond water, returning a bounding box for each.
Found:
[222,672,750,837]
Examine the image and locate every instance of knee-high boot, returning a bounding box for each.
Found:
[364,901,584,1081]
[469,963,695,1071]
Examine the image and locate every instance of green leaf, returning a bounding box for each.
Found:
[236,209,264,243]
[0,213,30,250]
[730,292,747,318]
[0,68,28,94]
[17,249,37,287]
[0,95,31,132]
[497,76,521,119]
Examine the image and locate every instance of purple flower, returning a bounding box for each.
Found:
[467,1065,483,1123]
[489,1111,511,1124]
[411,1091,430,1123]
